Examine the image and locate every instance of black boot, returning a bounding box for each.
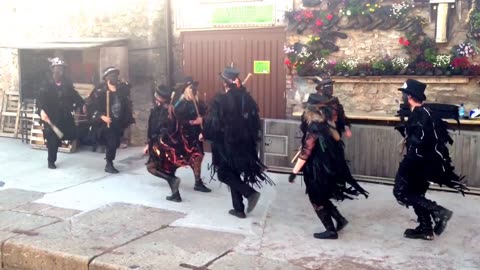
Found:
[194,179,211,193]
[327,203,348,232]
[228,209,246,219]
[416,199,453,236]
[432,206,453,236]
[314,209,338,239]
[105,161,119,174]
[166,191,182,202]
[404,208,434,240]
[48,162,56,169]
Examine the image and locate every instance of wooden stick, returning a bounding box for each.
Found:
[291,150,301,163]
[242,73,253,85]
[106,90,110,128]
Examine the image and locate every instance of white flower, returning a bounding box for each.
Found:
[392,57,409,69]
[312,58,327,69]
[433,54,451,68]
[346,10,352,16]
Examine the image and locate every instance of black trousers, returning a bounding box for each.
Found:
[44,127,62,163]
[394,159,440,225]
[217,167,256,212]
[100,126,121,162]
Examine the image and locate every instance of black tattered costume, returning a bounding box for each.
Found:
[37,58,84,168]
[204,67,272,218]
[394,79,468,240]
[295,93,368,239]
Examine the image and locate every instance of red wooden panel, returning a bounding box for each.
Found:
[182,27,286,119]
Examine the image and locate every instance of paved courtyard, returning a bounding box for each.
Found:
[0,137,479,270]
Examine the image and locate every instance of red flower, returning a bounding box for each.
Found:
[303,10,314,19]
[316,19,324,26]
[404,40,410,46]
[284,58,292,66]
[326,14,333,21]
[399,37,404,45]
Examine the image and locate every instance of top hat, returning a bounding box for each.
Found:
[102,66,120,80]
[312,76,334,91]
[219,67,240,83]
[155,85,172,100]
[184,76,199,87]
[304,93,332,106]
[48,57,66,67]
[398,79,427,102]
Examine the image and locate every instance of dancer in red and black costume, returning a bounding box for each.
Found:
[174,77,211,193]
[145,85,191,202]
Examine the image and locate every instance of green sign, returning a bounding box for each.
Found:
[254,61,270,74]
[212,5,274,25]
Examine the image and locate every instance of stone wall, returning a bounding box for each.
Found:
[288,0,471,60]
[286,0,480,118]
[288,76,479,118]
[0,0,169,145]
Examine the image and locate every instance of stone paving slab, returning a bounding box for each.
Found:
[89,227,244,270]
[0,189,44,211]
[0,211,59,267]
[2,203,184,270]
[209,253,308,270]
[12,202,81,219]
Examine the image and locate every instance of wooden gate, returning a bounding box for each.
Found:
[182,27,286,119]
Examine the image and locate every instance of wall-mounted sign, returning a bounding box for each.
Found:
[212,4,274,25]
[254,60,270,74]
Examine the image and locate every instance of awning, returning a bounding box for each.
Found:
[0,37,129,50]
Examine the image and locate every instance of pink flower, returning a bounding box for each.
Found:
[399,37,404,45]
[404,40,410,46]
[316,19,324,26]
[326,14,334,21]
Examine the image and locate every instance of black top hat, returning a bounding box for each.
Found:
[184,76,199,87]
[305,93,332,106]
[102,66,120,80]
[155,85,172,100]
[312,76,334,91]
[398,79,427,102]
[219,67,240,83]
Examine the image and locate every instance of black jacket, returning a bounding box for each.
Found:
[37,78,84,140]
[89,82,133,131]
[396,105,467,193]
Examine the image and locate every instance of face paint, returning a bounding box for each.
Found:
[106,73,119,85]
[51,66,64,83]
[322,85,333,97]
[402,92,409,105]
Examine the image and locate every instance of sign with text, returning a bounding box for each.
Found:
[254,61,270,74]
[212,5,274,25]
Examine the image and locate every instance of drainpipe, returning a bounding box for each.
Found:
[165,0,174,87]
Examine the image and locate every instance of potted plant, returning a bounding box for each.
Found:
[372,59,386,76]
[432,54,452,76]
[392,57,409,75]
[357,63,372,77]
[414,62,433,76]
[450,56,471,75]
[324,60,337,75]
[344,57,359,76]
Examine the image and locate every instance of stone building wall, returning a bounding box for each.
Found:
[286,0,480,119]
[0,0,169,145]
[287,76,479,118]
